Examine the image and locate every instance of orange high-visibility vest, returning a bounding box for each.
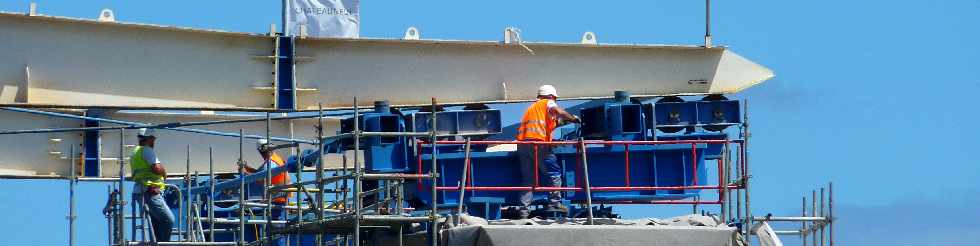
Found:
[269,153,292,204]
[516,99,557,141]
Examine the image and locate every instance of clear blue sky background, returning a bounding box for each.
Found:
[1,0,978,245]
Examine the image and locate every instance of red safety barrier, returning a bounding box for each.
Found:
[415,139,745,206]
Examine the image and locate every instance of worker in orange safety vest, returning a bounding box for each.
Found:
[515,84,580,218]
[240,139,292,204]
[239,138,291,245]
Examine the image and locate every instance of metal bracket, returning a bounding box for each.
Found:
[98,9,115,22]
[403,27,420,40]
[581,32,598,45]
[28,2,37,16]
[503,27,520,44]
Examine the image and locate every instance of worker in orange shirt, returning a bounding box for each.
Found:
[516,85,580,218]
[239,139,291,245]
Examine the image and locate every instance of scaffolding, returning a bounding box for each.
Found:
[0,96,836,246]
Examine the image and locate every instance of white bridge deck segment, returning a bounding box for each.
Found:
[0,11,773,177]
[0,12,772,109]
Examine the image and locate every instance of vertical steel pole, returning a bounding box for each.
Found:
[802,196,807,246]
[727,143,734,220]
[735,144,742,221]
[829,182,834,246]
[715,143,723,222]
[429,98,439,246]
[186,145,192,241]
[107,185,113,245]
[342,155,349,213]
[742,100,752,245]
[353,97,362,246]
[208,147,215,242]
[579,138,594,225]
[812,190,817,246]
[293,141,302,246]
[456,138,471,216]
[717,159,725,222]
[705,0,712,47]
[820,187,826,246]
[316,104,326,246]
[68,145,77,246]
[191,171,200,242]
[281,0,288,35]
[118,129,126,245]
[238,129,246,246]
[265,113,273,242]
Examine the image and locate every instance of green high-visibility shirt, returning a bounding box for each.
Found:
[131,145,166,190]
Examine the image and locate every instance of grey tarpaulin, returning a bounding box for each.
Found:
[441,215,741,246]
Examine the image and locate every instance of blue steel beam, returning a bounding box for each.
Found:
[83,110,103,176]
[275,36,296,110]
[0,107,314,144]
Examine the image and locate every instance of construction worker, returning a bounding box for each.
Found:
[239,139,291,204]
[516,84,580,218]
[130,128,174,242]
[240,139,291,245]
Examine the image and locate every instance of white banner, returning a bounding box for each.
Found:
[285,0,359,38]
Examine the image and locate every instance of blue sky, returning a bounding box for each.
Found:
[1,0,979,245]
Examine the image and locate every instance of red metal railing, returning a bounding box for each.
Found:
[414,139,745,205]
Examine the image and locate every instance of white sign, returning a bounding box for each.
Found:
[285,0,359,38]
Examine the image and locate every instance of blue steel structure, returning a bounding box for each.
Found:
[119,89,746,245]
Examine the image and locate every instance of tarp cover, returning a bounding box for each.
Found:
[441,215,741,246]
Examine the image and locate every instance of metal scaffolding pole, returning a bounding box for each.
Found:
[719,142,728,222]
[802,196,807,246]
[264,113,273,243]
[294,137,303,246]
[185,146,193,241]
[829,182,834,246]
[820,187,826,246]
[107,184,114,245]
[456,138,471,217]
[353,97,362,246]
[237,129,246,246]
[118,129,127,245]
[68,145,77,246]
[429,97,439,246]
[579,138,595,225]
[196,171,205,242]
[208,147,215,242]
[811,190,817,246]
[316,104,326,246]
[742,100,752,245]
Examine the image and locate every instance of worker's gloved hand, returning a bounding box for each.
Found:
[237,163,251,175]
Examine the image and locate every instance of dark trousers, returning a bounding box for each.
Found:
[133,189,174,242]
[517,143,561,207]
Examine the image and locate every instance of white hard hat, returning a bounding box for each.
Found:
[137,128,156,138]
[257,139,270,150]
[537,84,558,97]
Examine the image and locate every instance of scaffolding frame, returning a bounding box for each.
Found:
[0,96,836,246]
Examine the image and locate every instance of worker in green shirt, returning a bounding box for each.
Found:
[131,128,174,242]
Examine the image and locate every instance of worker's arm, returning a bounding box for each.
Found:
[143,148,167,176]
[546,100,581,124]
[239,164,258,174]
[553,106,581,124]
[151,163,167,176]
